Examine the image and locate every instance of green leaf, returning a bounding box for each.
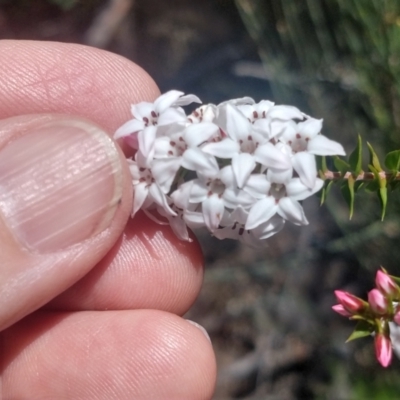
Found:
[379,187,388,220]
[367,142,383,172]
[346,320,375,342]
[340,175,355,219]
[320,180,334,205]
[334,156,350,174]
[321,156,328,173]
[367,162,388,220]
[349,134,363,175]
[385,150,400,171]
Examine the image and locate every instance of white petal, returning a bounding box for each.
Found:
[174,93,202,106]
[201,138,240,158]
[246,197,278,230]
[291,152,317,189]
[132,182,148,216]
[182,148,219,176]
[170,181,193,209]
[158,108,187,125]
[154,90,184,112]
[217,104,251,141]
[232,153,256,188]
[229,206,249,225]
[169,216,192,241]
[138,126,157,159]
[277,197,308,225]
[252,215,285,239]
[184,122,219,147]
[286,177,324,201]
[252,119,271,139]
[223,187,256,209]
[297,118,323,139]
[184,210,206,229]
[243,174,270,199]
[307,135,346,156]
[154,136,172,157]
[254,142,292,170]
[131,102,154,119]
[218,97,255,107]
[189,180,208,203]
[266,168,293,184]
[114,119,144,139]
[202,196,225,232]
[152,158,181,193]
[148,184,176,216]
[267,105,304,120]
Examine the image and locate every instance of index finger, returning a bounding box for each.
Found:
[0,40,205,314]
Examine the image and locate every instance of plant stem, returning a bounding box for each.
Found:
[323,171,400,181]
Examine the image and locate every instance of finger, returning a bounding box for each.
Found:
[2,310,216,400]
[0,40,160,134]
[47,212,204,316]
[0,114,132,331]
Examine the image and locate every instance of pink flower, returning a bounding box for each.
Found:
[394,310,400,325]
[332,304,352,317]
[375,333,393,368]
[368,289,389,315]
[334,290,365,314]
[376,270,399,298]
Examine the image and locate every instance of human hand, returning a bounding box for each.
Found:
[0,40,216,399]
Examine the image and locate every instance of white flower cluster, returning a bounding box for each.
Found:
[115,90,345,246]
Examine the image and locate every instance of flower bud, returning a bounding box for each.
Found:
[334,290,365,314]
[375,332,392,368]
[394,310,400,325]
[368,288,389,315]
[375,270,399,298]
[332,304,352,317]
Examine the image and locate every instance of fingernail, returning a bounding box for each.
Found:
[0,118,123,253]
[186,319,211,342]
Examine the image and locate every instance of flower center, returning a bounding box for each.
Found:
[269,183,286,202]
[288,133,309,153]
[239,135,258,154]
[139,167,155,186]
[207,179,226,197]
[168,137,187,156]
[142,110,159,126]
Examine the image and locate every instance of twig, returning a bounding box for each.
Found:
[323,170,400,181]
[84,0,134,48]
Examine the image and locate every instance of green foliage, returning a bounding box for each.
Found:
[346,320,374,342]
[319,136,398,220]
[349,135,363,176]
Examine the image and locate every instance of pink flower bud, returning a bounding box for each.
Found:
[368,289,389,315]
[332,304,352,317]
[394,311,400,325]
[376,270,399,298]
[334,290,365,314]
[375,333,392,368]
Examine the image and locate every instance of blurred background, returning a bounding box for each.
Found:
[2,0,400,398]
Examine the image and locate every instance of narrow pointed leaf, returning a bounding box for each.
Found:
[346,320,374,342]
[319,180,333,205]
[340,175,355,219]
[334,156,350,174]
[385,150,400,171]
[367,142,383,172]
[379,187,388,220]
[349,134,363,176]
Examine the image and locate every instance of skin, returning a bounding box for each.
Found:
[0,40,216,399]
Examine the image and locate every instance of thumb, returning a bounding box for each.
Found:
[0,114,131,330]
